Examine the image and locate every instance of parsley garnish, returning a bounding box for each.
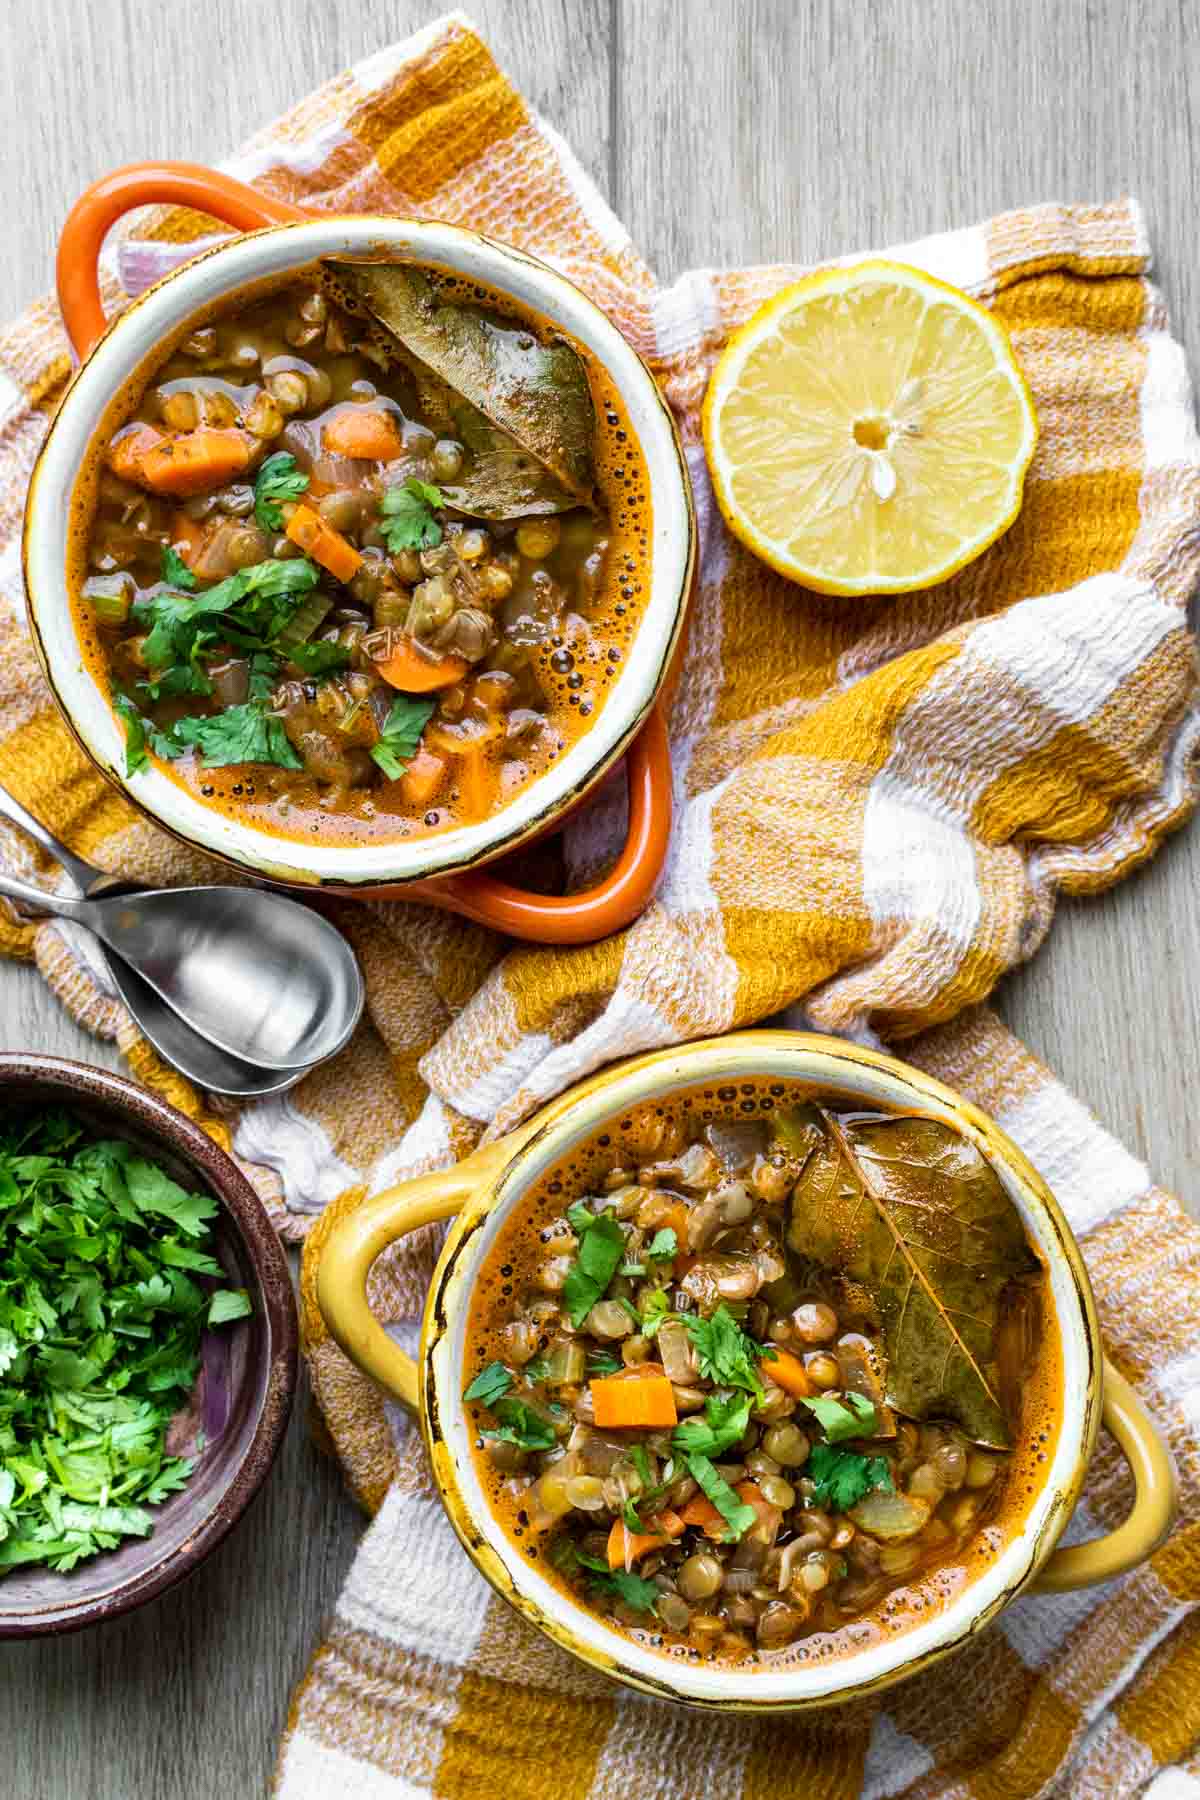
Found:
[253,450,310,532]
[464,1361,513,1407]
[800,1392,878,1443]
[133,556,320,674]
[0,1112,251,1575]
[168,705,302,771]
[370,695,436,781]
[585,1350,623,1376]
[805,1444,894,1514]
[686,1453,757,1541]
[160,545,197,591]
[671,1391,752,1458]
[680,1305,773,1403]
[380,479,445,553]
[561,1206,626,1329]
[523,1356,550,1383]
[645,1228,678,1262]
[480,1397,557,1452]
[639,1289,671,1337]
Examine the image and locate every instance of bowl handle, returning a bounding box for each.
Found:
[404,703,673,944]
[316,1137,524,1413]
[1032,1360,1177,1592]
[57,162,306,361]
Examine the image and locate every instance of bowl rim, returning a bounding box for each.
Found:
[421,1029,1100,1709]
[24,217,695,890]
[0,1053,298,1637]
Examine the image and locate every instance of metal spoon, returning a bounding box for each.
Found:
[0,788,307,1097]
[0,789,363,1074]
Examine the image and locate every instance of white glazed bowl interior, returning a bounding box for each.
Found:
[428,1036,1092,1706]
[26,220,692,886]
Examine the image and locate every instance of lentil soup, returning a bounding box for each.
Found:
[464,1081,1060,1670]
[70,258,651,847]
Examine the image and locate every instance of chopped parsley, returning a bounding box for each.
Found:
[253,450,310,532]
[800,1392,878,1443]
[639,1289,672,1337]
[479,1396,557,1452]
[0,1110,252,1575]
[370,695,436,781]
[380,479,444,553]
[464,1361,513,1407]
[559,1543,659,1615]
[645,1228,678,1262]
[561,1206,626,1329]
[805,1443,894,1514]
[671,1390,752,1458]
[159,545,197,591]
[168,704,302,771]
[680,1305,773,1403]
[686,1453,757,1541]
[585,1350,623,1376]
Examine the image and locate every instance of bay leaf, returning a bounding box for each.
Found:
[322,260,595,513]
[785,1106,1039,1447]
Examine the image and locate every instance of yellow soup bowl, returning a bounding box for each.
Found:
[316,1031,1176,1710]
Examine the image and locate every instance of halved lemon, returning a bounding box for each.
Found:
[702,261,1038,596]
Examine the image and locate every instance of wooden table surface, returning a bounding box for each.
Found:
[1,1,1197,1792]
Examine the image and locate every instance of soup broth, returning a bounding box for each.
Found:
[71,259,651,847]
[464,1080,1060,1669]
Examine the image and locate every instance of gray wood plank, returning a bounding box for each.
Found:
[0,4,611,1796]
[617,0,1200,1205]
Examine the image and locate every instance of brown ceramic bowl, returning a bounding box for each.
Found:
[0,1055,297,1636]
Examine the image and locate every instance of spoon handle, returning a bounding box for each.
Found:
[0,871,87,921]
[0,783,102,896]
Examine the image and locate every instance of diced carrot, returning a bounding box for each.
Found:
[605,1510,687,1569]
[398,744,447,809]
[321,407,403,462]
[169,510,207,569]
[660,1203,691,1267]
[137,428,255,497]
[109,425,164,485]
[678,1493,723,1534]
[284,502,363,584]
[762,1347,812,1399]
[678,1482,773,1540]
[456,738,499,823]
[591,1367,678,1430]
[375,637,469,694]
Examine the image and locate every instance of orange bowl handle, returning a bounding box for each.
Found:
[57,161,307,361]
[419,704,673,945]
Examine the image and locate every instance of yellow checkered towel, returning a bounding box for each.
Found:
[1,14,1199,1796]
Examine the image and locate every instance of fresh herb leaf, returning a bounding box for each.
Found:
[680,1305,771,1403]
[671,1391,752,1458]
[379,479,445,554]
[562,1210,626,1329]
[585,1562,660,1614]
[370,695,435,781]
[480,1396,557,1452]
[132,557,319,674]
[629,1444,653,1489]
[639,1289,672,1338]
[253,450,310,532]
[167,705,303,771]
[686,1453,757,1541]
[585,1350,623,1376]
[160,545,197,591]
[285,640,352,679]
[0,1112,250,1577]
[523,1355,550,1384]
[645,1228,678,1262]
[113,694,149,777]
[800,1392,877,1443]
[206,1289,252,1326]
[805,1444,894,1514]
[464,1361,513,1407]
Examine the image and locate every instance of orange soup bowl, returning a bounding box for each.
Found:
[315,1030,1177,1710]
[25,164,696,944]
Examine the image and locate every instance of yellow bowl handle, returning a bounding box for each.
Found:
[316,1160,483,1413]
[1032,1360,1177,1592]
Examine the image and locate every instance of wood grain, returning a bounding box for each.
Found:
[0,1,1197,1793]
